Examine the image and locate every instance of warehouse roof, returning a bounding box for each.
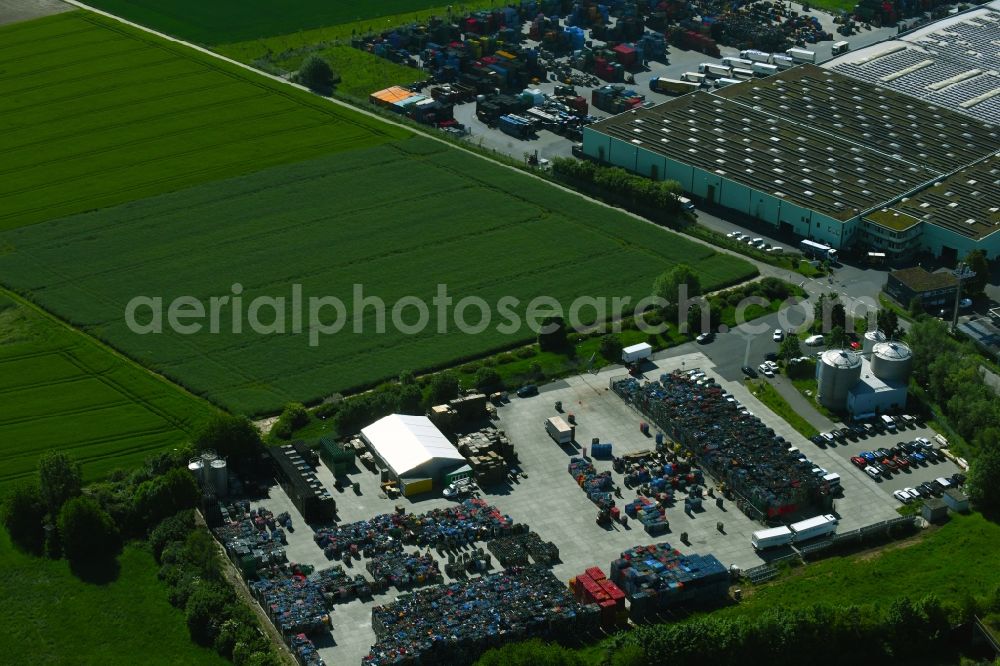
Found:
[889,266,958,293]
[896,153,1000,240]
[586,65,997,221]
[827,5,1000,126]
[361,414,464,477]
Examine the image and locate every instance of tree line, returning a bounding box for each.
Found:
[552,157,685,218]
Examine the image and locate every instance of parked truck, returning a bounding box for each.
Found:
[752,62,779,77]
[789,514,838,542]
[831,40,850,56]
[721,56,753,69]
[681,71,706,84]
[649,77,700,95]
[740,49,772,63]
[772,54,795,70]
[545,416,575,444]
[751,525,794,550]
[731,67,755,80]
[800,239,838,262]
[786,47,816,64]
[698,62,732,79]
[622,342,653,364]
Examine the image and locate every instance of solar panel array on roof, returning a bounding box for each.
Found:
[830,8,1000,125]
[896,153,1000,240]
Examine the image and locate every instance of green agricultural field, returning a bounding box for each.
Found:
[0,137,756,416]
[0,529,225,665]
[85,0,491,44]
[0,294,213,488]
[0,12,405,230]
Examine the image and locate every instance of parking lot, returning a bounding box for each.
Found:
[246,341,932,665]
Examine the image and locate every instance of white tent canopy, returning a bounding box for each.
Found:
[361,414,464,479]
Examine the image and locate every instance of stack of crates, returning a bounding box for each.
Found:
[570,566,628,631]
[610,543,729,613]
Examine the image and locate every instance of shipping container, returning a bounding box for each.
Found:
[546,416,575,444]
[731,67,754,80]
[786,47,816,63]
[649,77,700,95]
[752,62,779,77]
[772,55,795,70]
[714,77,741,88]
[697,62,731,78]
[681,71,706,84]
[622,342,653,363]
[721,56,753,69]
[751,525,794,550]
[789,514,838,542]
[740,49,772,63]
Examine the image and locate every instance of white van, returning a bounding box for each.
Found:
[880,414,897,431]
[678,196,695,211]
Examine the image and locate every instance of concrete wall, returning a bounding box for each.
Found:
[847,385,907,418]
[608,137,639,172]
[719,178,752,215]
[582,127,611,161]
[920,223,1000,260]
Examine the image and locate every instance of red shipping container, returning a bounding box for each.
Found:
[586,567,606,582]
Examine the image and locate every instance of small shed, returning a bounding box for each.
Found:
[922,498,949,524]
[942,488,970,513]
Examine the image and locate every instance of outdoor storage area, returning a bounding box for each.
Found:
[234,348,908,665]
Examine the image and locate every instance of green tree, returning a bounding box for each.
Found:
[298,55,337,93]
[194,414,263,469]
[599,334,624,361]
[425,371,460,407]
[58,496,121,567]
[38,450,82,517]
[149,510,195,563]
[968,441,1000,516]
[778,334,802,361]
[473,366,503,391]
[271,402,309,440]
[132,467,200,529]
[827,325,847,349]
[653,264,701,321]
[963,249,989,296]
[876,308,901,339]
[0,482,46,554]
[537,316,568,351]
[909,296,925,318]
[185,581,231,646]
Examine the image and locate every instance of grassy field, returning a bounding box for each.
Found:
[276,45,425,99]
[0,293,213,488]
[0,12,406,230]
[0,137,756,415]
[85,0,493,44]
[0,529,225,665]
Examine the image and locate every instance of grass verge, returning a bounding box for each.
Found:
[746,379,820,437]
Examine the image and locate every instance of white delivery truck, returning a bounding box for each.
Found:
[752,62,778,77]
[772,54,795,69]
[789,514,838,543]
[832,40,850,56]
[681,71,706,84]
[740,49,772,63]
[822,472,841,490]
[786,47,816,64]
[622,342,653,364]
[715,77,741,88]
[545,416,574,444]
[731,67,755,80]
[721,56,753,69]
[698,62,732,79]
[751,525,794,550]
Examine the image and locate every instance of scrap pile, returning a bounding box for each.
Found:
[617,450,703,496]
[612,374,822,518]
[289,634,325,666]
[314,565,372,603]
[457,428,516,463]
[623,496,669,535]
[313,499,514,560]
[568,457,616,511]
[365,565,599,666]
[610,543,730,621]
[213,502,287,578]
[569,566,628,631]
[488,530,560,567]
[366,550,443,592]
[250,576,331,637]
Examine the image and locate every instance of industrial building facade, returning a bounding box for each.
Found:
[581,65,999,259]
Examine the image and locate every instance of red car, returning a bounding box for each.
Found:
[881,457,898,472]
[893,455,910,470]
[850,456,866,469]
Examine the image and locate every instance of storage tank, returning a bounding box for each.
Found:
[200,450,218,465]
[870,341,913,383]
[817,349,862,410]
[188,457,205,485]
[210,459,228,497]
[863,329,886,355]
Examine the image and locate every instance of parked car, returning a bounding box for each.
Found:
[696,332,714,343]
[516,384,538,398]
[758,364,774,378]
[804,334,824,346]
[903,487,920,501]
[773,329,784,342]
[960,298,973,309]
[864,466,881,480]
[919,481,940,497]
[811,434,826,447]
[821,432,836,445]
[893,455,910,470]
[913,485,930,498]
[892,489,912,504]
[741,365,758,378]
[850,456,867,469]
[876,448,892,459]
[951,473,967,486]
[860,451,877,463]
[880,457,898,472]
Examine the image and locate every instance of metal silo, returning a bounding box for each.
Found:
[862,329,886,355]
[188,457,205,485]
[871,342,913,383]
[817,349,862,411]
[210,459,228,497]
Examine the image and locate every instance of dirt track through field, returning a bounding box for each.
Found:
[0,0,70,26]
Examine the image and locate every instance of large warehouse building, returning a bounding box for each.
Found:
[581,64,998,260]
[360,414,467,496]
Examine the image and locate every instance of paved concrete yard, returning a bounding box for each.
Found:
[245,345,920,666]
